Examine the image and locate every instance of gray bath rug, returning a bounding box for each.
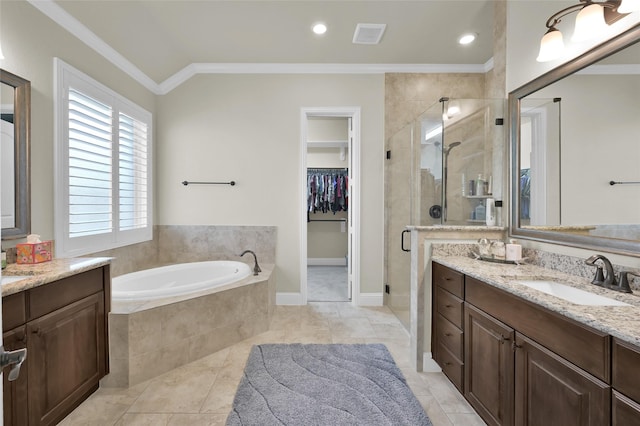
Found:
[226,343,432,426]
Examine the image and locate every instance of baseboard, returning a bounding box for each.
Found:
[358,292,383,306]
[307,258,347,266]
[276,292,304,305]
[422,352,442,373]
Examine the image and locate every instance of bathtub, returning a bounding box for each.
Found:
[105,261,275,388]
[112,260,252,301]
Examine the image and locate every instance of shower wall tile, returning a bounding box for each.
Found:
[90,227,160,277]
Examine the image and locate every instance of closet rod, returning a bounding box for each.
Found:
[182,180,236,186]
[307,168,348,173]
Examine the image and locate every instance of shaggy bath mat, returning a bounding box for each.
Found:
[226,343,432,425]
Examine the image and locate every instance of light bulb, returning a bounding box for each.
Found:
[618,0,640,13]
[537,28,565,62]
[572,3,607,42]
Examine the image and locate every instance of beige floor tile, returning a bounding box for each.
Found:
[115,413,171,426]
[67,303,482,426]
[128,363,219,414]
[448,412,487,425]
[168,413,228,425]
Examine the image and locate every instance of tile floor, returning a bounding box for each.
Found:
[60,303,485,426]
[307,266,349,302]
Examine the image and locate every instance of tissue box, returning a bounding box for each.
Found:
[16,241,52,264]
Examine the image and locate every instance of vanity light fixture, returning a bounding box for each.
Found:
[312,23,327,35]
[537,0,640,62]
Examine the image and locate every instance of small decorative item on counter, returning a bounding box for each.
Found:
[1,250,6,269]
[16,234,52,264]
[490,241,506,259]
[506,239,523,261]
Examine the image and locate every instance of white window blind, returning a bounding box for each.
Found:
[55,59,152,257]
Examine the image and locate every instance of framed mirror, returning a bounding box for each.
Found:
[1,69,31,240]
[509,24,640,256]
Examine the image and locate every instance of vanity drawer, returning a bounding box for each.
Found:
[2,292,26,332]
[433,262,464,298]
[436,313,463,359]
[436,287,464,328]
[28,268,103,320]
[437,342,464,393]
[612,338,640,402]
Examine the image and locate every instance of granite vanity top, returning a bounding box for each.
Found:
[431,255,640,347]
[1,257,112,297]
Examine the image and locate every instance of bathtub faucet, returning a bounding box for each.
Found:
[239,250,261,275]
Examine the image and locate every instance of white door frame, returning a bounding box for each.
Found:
[300,107,361,305]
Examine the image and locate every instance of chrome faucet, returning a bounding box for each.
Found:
[585,254,634,293]
[239,250,261,275]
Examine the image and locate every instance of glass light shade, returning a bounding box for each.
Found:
[572,3,607,42]
[618,0,640,13]
[537,28,564,62]
[447,100,460,116]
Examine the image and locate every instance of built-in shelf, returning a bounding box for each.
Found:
[467,219,487,223]
[465,195,493,199]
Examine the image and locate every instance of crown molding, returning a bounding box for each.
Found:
[29,0,494,96]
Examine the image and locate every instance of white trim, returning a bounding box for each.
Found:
[307,258,347,266]
[307,140,348,148]
[28,0,160,94]
[25,0,494,95]
[358,293,384,307]
[276,292,304,306]
[422,352,443,373]
[301,107,361,307]
[158,63,491,94]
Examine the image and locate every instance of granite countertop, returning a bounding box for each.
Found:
[431,255,640,347]
[1,257,112,297]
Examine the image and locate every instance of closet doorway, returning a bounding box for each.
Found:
[300,108,360,305]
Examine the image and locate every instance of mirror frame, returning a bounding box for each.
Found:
[0,69,31,240]
[509,24,640,257]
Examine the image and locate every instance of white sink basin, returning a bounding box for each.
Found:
[515,280,631,306]
[1,276,26,285]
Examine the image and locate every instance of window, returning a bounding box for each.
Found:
[55,59,152,257]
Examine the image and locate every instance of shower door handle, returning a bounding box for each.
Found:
[401,230,411,252]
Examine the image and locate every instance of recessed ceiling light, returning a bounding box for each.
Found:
[458,33,477,45]
[312,23,327,35]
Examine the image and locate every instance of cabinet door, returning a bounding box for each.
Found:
[612,390,640,426]
[3,326,28,426]
[464,303,515,426]
[515,333,610,426]
[27,292,105,426]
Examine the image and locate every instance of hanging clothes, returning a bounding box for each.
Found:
[307,169,348,216]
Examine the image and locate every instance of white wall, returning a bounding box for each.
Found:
[156,73,384,293]
[0,1,156,244]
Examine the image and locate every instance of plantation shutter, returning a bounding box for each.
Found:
[67,88,113,238]
[119,113,148,231]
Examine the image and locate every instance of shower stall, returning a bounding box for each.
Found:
[385,97,505,329]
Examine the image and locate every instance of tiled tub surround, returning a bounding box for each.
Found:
[431,254,640,347]
[104,264,276,388]
[91,225,277,278]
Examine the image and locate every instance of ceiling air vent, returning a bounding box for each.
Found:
[352,23,387,45]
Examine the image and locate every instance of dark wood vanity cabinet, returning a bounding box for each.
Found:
[464,303,514,426]
[433,262,616,426]
[432,262,465,393]
[2,265,110,426]
[612,339,640,425]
